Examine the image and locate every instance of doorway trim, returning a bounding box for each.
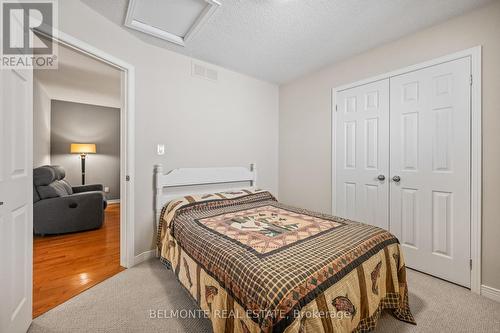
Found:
[331,46,482,293]
[35,28,136,268]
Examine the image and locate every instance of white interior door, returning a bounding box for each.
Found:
[335,79,389,229]
[0,66,33,332]
[389,57,471,287]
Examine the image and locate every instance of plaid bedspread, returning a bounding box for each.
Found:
[158,190,415,333]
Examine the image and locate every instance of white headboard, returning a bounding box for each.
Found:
[154,164,257,229]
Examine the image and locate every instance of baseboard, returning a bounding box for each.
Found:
[107,199,120,204]
[133,250,155,266]
[481,284,500,303]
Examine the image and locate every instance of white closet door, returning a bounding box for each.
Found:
[389,57,471,287]
[335,79,389,229]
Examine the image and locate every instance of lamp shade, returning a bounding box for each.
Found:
[70,143,96,154]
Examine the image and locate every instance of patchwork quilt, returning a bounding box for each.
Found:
[158,190,415,333]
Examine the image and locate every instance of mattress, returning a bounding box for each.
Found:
[157,189,415,332]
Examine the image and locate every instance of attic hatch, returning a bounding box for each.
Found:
[124,0,220,47]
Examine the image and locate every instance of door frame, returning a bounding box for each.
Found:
[34,28,136,268]
[331,46,482,293]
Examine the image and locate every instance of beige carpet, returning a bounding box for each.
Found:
[29,259,500,333]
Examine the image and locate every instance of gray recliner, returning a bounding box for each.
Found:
[33,165,107,235]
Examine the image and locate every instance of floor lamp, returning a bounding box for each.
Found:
[70,143,96,185]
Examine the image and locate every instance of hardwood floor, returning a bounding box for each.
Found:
[33,203,125,318]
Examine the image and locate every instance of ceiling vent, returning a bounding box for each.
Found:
[124,0,221,47]
[192,62,218,82]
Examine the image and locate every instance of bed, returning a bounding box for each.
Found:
[154,164,415,333]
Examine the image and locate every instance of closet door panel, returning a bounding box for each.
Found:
[335,80,389,229]
[389,57,471,287]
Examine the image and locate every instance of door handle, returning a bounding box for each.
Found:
[392,175,401,183]
[377,175,385,181]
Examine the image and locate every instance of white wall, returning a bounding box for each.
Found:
[279,1,500,289]
[57,0,279,258]
[38,81,120,109]
[35,40,121,108]
[33,80,51,167]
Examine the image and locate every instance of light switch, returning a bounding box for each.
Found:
[104,186,110,193]
[157,144,165,155]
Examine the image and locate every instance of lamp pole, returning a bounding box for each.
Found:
[80,153,86,185]
[71,143,95,184]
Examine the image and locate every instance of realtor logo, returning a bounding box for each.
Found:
[1,0,58,69]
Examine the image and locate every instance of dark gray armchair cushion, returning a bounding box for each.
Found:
[33,185,40,203]
[33,166,56,186]
[37,180,72,199]
[33,191,106,234]
[34,165,74,199]
[60,179,73,195]
[72,184,103,193]
[51,165,66,180]
[48,165,73,194]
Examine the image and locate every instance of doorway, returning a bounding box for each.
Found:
[31,31,135,317]
[32,39,123,317]
[0,28,135,330]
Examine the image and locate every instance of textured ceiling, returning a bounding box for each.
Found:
[81,0,493,84]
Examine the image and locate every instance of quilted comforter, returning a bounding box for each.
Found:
[157,190,415,332]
